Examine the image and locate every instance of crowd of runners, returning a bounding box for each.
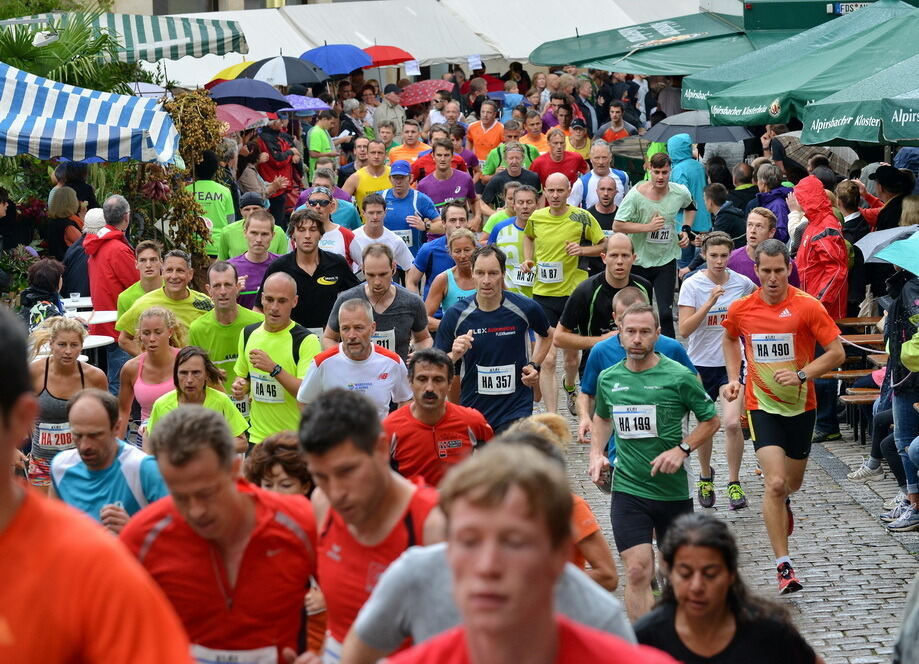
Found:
[7,63,919,663]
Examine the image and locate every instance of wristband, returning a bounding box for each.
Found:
[525,361,541,372]
[269,364,283,378]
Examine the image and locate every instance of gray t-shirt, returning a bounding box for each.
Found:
[327,284,427,362]
[353,542,635,651]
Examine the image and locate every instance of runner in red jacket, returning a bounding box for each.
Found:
[794,175,848,319]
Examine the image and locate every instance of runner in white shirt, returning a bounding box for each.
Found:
[567,141,630,209]
[298,298,412,420]
[677,231,756,511]
[352,193,414,273]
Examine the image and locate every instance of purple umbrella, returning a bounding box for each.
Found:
[280,95,331,112]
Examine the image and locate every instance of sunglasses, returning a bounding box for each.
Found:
[307,199,332,208]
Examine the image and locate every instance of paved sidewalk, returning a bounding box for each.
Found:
[556,389,919,664]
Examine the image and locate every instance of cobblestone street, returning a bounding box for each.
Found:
[556,385,919,664]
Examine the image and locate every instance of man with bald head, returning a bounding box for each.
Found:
[522,172,605,417]
[233,271,321,447]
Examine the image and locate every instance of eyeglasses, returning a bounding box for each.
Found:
[307,199,332,208]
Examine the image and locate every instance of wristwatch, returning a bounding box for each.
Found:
[424,220,431,231]
[678,441,692,456]
[269,364,283,378]
[796,370,808,384]
[525,361,541,372]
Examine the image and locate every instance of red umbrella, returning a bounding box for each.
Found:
[363,45,414,67]
[215,104,268,134]
[399,79,454,106]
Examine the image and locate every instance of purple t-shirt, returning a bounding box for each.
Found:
[727,247,800,287]
[229,253,280,309]
[416,170,476,208]
[457,149,479,172]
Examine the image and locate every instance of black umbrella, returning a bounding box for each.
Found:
[209,79,290,113]
[238,56,329,88]
[644,110,752,143]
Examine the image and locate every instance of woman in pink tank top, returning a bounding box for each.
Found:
[117,306,186,449]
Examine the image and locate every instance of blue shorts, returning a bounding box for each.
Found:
[697,365,728,401]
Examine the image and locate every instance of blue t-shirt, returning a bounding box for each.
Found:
[412,235,454,299]
[383,188,439,255]
[333,198,362,230]
[434,292,550,429]
[50,439,168,522]
[581,335,696,463]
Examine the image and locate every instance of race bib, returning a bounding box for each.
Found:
[190,644,276,664]
[36,421,71,449]
[231,397,251,419]
[602,229,615,237]
[393,229,413,247]
[251,374,285,404]
[371,328,397,351]
[511,267,535,287]
[647,225,672,244]
[307,327,324,338]
[537,261,563,284]
[750,333,795,363]
[705,306,728,328]
[477,364,516,395]
[612,405,658,439]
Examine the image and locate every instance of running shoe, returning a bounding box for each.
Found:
[880,498,910,523]
[887,503,919,532]
[697,468,715,508]
[777,562,803,594]
[846,461,884,483]
[885,491,907,510]
[563,381,578,418]
[785,498,794,536]
[727,482,748,510]
[812,430,842,444]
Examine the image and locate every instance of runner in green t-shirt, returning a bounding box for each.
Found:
[217,197,290,260]
[188,262,264,418]
[521,173,605,418]
[488,185,538,298]
[588,302,719,621]
[116,240,163,319]
[232,272,320,444]
[480,120,538,177]
[308,111,339,177]
[116,250,213,356]
[479,180,518,242]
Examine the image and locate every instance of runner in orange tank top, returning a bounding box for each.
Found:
[299,388,446,661]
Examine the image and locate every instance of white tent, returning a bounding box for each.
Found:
[141,9,308,88]
[439,0,700,61]
[281,0,500,67]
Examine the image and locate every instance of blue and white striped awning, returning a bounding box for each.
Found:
[28,12,248,63]
[0,62,179,163]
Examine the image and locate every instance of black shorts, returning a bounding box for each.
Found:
[610,491,694,552]
[533,294,568,328]
[697,366,728,401]
[748,409,816,460]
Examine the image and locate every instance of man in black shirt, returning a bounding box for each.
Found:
[256,208,359,335]
[584,175,618,276]
[553,231,652,380]
[481,143,541,211]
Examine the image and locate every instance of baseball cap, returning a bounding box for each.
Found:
[384,84,402,95]
[239,191,267,209]
[390,160,411,176]
[570,118,587,130]
[869,165,905,191]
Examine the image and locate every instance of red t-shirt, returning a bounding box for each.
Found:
[1,491,192,664]
[412,152,468,182]
[386,615,678,664]
[120,480,317,658]
[722,286,840,415]
[385,402,494,486]
[319,482,439,641]
[530,151,589,186]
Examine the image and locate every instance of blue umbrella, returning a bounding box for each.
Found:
[209,79,290,113]
[873,228,919,275]
[301,44,372,77]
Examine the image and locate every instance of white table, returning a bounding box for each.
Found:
[65,310,118,325]
[62,296,93,310]
[83,335,115,350]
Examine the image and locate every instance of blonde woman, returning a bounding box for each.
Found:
[27,317,107,490]
[45,185,83,261]
[900,194,919,227]
[424,227,477,331]
[118,306,186,445]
